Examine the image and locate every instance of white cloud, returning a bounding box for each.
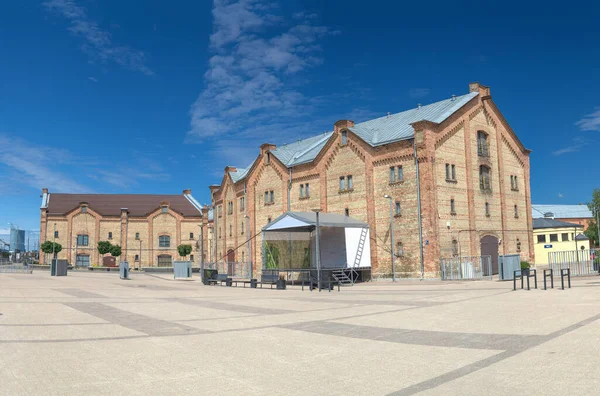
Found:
[186,1,336,143]
[558,193,564,198]
[552,137,586,156]
[576,107,600,131]
[44,0,153,76]
[409,88,431,99]
[88,76,98,83]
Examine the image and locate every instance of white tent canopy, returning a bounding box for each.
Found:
[262,212,371,269]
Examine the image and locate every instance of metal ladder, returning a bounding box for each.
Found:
[353,226,368,268]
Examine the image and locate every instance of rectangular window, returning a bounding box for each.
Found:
[514,205,518,218]
[485,202,490,217]
[81,206,87,213]
[77,235,89,246]
[445,164,450,180]
[537,235,546,244]
[108,232,112,240]
[341,131,347,145]
[300,184,304,198]
[305,183,309,197]
[562,233,569,241]
[510,176,514,189]
[190,255,194,262]
[242,251,245,262]
[397,166,403,181]
[344,208,350,217]
[218,205,222,217]
[267,217,272,224]
[75,254,90,267]
[162,206,168,213]
[549,234,558,242]
[347,175,353,190]
[450,199,456,214]
[451,165,455,180]
[241,221,244,235]
[514,176,518,190]
[189,232,194,239]
[396,242,403,257]
[395,201,401,216]
[135,232,140,240]
[229,225,232,237]
[265,152,270,164]
[270,190,274,203]
[339,176,345,191]
[390,167,396,183]
[54,231,59,238]
[265,191,269,204]
[480,166,491,191]
[134,254,139,262]
[159,235,170,248]
[240,197,245,211]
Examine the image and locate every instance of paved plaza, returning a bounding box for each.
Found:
[1,271,600,395]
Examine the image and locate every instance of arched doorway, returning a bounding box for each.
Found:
[480,235,499,276]
[227,249,235,275]
[157,254,172,267]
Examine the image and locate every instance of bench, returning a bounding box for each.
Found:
[207,273,229,286]
[231,279,257,288]
[258,272,279,289]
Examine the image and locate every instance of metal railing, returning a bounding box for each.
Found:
[548,249,599,277]
[0,261,32,274]
[204,262,252,279]
[440,256,492,280]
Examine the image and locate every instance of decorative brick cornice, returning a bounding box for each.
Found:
[372,154,414,167]
[501,135,526,168]
[435,121,465,149]
[291,173,319,183]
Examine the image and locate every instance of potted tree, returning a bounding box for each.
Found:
[97,241,113,268]
[41,241,63,276]
[520,261,530,276]
[177,244,193,261]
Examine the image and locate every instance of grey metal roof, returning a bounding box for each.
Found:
[575,233,589,241]
[271,133,334,167]
[263,211,368,231]
[349,92,478,146]
[229,167,249,183]
[533,218,584,230]
[532,204,593,219]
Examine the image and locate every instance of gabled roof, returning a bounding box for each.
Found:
[229,167,249,183]
[533,218,584,230]
[263,211,368,231]
[575,233,589,241]
[349,92,478,146]
[532,204,593,219]
[46,193,202,217]
[271,133,334,167]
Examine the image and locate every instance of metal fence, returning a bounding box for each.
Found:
[548,249,599,277]
[0,261,32,274]
[499,254,521,280]
[203,262,252,279]
[440,256,492,280]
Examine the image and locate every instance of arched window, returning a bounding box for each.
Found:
[477,131,489,157]
[479,165,491,191]
[158,235,170,248]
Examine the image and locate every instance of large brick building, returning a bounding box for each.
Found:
[210,83,534,277]
[39,189,214,267]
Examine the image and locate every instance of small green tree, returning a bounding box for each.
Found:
[585,189,600,247]
[97,241,112,256]
[41,241,62,259]
[109,244,122,258]
[177,244,193,259]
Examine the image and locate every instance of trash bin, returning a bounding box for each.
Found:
[54,260,68,276]
[226,278,233,287]
[173,261,193,279]
[250,278,257,288]
[120,262,129,279]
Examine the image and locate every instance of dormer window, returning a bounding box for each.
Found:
[341,131,347,145]
[81,206,87,213]
[161,206,168,213]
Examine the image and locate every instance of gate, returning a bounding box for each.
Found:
[499,254,521,280]
[548,249,599,276]
[440,256,492,280]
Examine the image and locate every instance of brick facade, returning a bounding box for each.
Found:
[40,190,213,267]
[210,83,534,278]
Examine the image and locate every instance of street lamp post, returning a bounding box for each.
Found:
[383,195,396,282]
[200,224,204,271]
[139,240,142,271]
[244,215,252,279]
[312,209,322,291]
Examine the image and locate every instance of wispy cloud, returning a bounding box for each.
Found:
[576,107,600,131]
[88,76,98,83]
[186,0,337,146]
[552,137,586,156]
[0,134,91,193]
[558,193,564,199]
[44,0,153,76]
[409,88,431,99]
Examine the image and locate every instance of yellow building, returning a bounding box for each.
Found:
[533,217,590,265]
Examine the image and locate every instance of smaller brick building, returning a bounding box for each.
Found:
[39,189,213,267]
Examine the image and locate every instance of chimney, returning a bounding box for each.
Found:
[183,189,191,195]
[469,82,491,97]
[451,94,457,101]
[260,143,277,155]
[417,103,422,110]
[386,112,391,118]
[42,188,48,194]
[334,120,355,134]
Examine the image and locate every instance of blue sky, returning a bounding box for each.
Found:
[1,0,599,234]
